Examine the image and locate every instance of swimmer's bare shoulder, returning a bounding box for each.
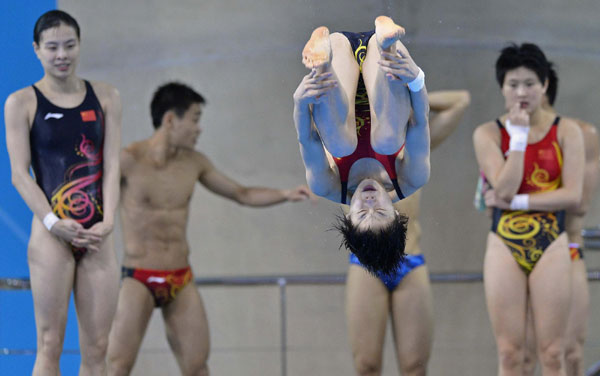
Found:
[120,141,146,178]
[89,80,119,105]
[573,119,598,153]
[473,120,504,180]
[192,149,217,178]
[475,120,500,134]
[556,117,582,145]
[573,118,596,133]
[473,120,501,148]
[558,117,595,150]
[5,87,36,127]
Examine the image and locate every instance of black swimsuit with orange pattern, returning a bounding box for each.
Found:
[30,81,105,261]
[491,116,565,274]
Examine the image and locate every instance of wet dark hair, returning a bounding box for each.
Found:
[495,43,549,87]
[34,10,80,44]
[150,82,206,129]
[334,212,408,275]
[546,62,558,106]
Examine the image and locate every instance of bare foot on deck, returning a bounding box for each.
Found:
[375,16,405,52]
[302,26,331,71]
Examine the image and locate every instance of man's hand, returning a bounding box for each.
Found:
[283,184,312,202]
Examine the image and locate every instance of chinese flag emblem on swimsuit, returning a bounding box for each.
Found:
[80,110,97,122]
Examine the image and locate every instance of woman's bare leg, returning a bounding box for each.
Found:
[390,265,433,376]
[362,16,411,155]
[564,259,589,376]
[529,234,571,376]
[346,265,389,376]
[484,233,528,376]
[523,299,539,376]
[302,27,358,157]
[28,220,76,376]
[74,235,119,376]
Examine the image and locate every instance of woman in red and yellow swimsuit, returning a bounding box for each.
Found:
[473,43,584,376]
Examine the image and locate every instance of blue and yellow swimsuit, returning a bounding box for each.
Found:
[350,253,425,291]
[491,117,565,274]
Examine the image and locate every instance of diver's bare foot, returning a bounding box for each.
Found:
[375,16,405,52]
[302,26,331,71]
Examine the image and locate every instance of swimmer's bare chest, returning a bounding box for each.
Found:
[120,156,201,266]
[126,156,200,210]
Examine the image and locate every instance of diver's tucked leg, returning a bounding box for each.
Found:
[362,16,411,154]
[304,27,358,157]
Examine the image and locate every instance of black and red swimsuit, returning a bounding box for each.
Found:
[30,80,105,260]
[334,30,405,204]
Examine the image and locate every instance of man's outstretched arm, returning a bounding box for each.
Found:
[198,154,309,207]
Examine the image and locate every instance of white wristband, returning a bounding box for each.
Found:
[505,120,530,152]
[510,194,529,211]
[43,212,60,231]
[407,67,425,92]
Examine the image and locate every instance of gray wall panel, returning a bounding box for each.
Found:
[57,1,600,374]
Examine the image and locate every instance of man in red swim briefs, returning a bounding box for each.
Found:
[106,82,310,376]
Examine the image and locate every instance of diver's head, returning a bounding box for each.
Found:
[335,179,408,275]
[347,179,397,231]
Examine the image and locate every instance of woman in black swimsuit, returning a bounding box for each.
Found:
[4,10,122,375]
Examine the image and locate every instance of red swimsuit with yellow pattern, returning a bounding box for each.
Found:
[121,266,193,307]
[491,116,565,274]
